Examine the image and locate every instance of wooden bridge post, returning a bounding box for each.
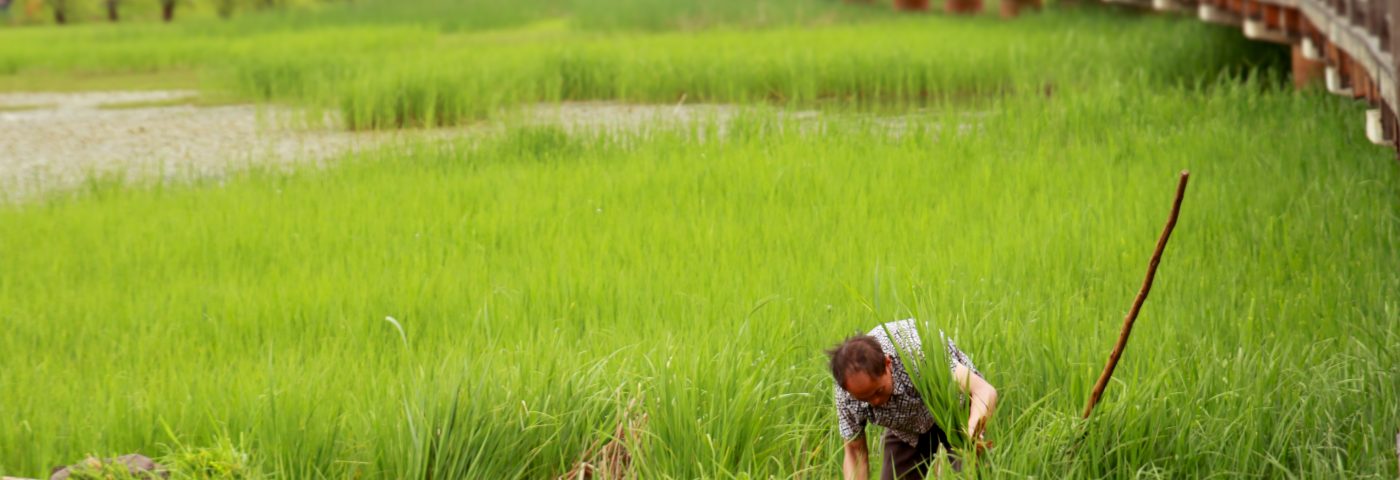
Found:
[1292,43,1327,89]
[1000,0,1043,18]
[1386,0,1400,150]
[945,0,984,14]
[894,0,933,11]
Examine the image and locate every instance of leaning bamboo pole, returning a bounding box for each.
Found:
[1082,171,1190,420]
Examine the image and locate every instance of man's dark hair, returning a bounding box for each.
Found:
[825,335,888,388]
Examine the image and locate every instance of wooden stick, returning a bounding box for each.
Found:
[1082,171,1190,420]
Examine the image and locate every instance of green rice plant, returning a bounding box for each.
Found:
[0,5,1397,479]
[4,76,1396,478]
[304,12,1284,128]
[159,436,262,480]
[0,7,1283,129]
[900,321,976,452]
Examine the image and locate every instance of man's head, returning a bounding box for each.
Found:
[826,335,895,406]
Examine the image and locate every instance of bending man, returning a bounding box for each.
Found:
[826,319,998,480]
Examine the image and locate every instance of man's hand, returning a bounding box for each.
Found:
[842,436,870,480]
[954,364,998,456]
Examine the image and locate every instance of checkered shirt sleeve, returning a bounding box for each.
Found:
[834,384,867,441]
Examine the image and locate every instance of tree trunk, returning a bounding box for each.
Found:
[106,0,119,22]
[216,0,234,18]
[161,0,174,21]
[999,0,1040,18]
[50,0,65,24]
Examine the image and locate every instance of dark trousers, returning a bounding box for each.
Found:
[881,426,957,480]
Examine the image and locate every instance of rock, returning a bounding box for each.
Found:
[49,454,167,480]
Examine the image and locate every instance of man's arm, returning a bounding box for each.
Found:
[842,436,870,480]
[954,364,998,441]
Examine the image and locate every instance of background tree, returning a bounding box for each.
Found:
[105,0,118,21]
[160,0,174,21]
[47,0,64,23]
[216,0,234,18]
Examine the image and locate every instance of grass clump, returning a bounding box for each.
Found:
[55,438,262,480]
[160,438,261,480]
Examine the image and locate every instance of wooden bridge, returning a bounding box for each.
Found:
[1106,0,1400,149]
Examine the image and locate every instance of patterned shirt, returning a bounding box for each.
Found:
[834,319,981,446]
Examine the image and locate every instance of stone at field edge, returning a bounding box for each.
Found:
[49,454,167,480]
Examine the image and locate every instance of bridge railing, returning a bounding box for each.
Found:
[1106,0,1400,150]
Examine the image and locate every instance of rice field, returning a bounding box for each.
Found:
[0,1,1397,478]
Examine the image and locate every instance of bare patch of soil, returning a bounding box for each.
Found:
[0,92,970,203]
[0,91,418,203]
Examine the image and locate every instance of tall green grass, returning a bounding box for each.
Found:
[0,8,1284,129]
[258,11,1286,130]
[0,1,1391,477]
[1,78,1396,478]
